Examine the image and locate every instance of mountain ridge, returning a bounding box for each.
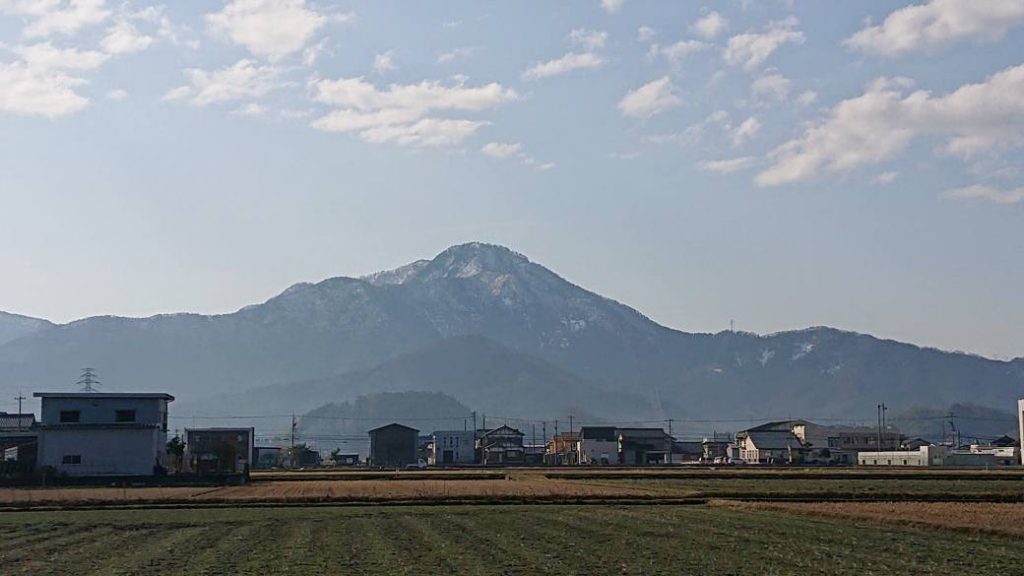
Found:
[1,242,1021,423]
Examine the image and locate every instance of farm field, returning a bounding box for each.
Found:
[720,501,1024,539]
[5,471,1024,508]
[1,504,1022,575]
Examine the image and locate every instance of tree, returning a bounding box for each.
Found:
[167,435,185,473]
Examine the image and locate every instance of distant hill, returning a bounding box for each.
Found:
[891,403,1019,443]
[2,242,1022,426]
[298,391,472,439]
[0,311,52,347]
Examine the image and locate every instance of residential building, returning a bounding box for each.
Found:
[430,430,475,465]
[1019,399,1024,465]
[477,425,525,465]
[858,445,947,466]
[618,428,673,465]
[734,429,804,464]
[34,392,174,476]
[184,427,254,475]
[579,426,618,465]
[702,438,730,462]
[254,446,285,469]
[545,431,581,465]
[368,423,419,467]
[0,412,38,473]
[671,441,704,463]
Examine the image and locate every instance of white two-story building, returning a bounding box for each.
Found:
[35,392,174,476]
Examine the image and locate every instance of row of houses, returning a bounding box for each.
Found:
[368,423,692,468]
[370,417,1022,469]
[5,390,1024,477]
[1,392,255,478]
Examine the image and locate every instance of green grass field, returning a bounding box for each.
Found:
[1,504,1021,575]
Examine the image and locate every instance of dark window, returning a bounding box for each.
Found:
[62,454,82,464]
[59,410,81,423]
[115,409,136,423]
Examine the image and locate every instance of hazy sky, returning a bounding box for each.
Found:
[1,0,1022,359]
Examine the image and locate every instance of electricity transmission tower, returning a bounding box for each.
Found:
[77,367,101,392]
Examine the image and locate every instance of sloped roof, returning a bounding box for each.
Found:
[0,413,35,431]
[580,426,617,441]
[746,431,803,450]
[368,422,420,434]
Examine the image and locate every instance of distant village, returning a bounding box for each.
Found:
[3,384,1023,481]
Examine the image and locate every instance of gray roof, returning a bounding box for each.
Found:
[0,413,35,431]
[745,431,803,450]
[34,392,175,400]
[368,422,420,434]
[580,426,617,441]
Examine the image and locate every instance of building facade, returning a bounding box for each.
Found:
[478,425,525,465]
[368,423,419,467]
[34,392,174,476]
[430,430,475,465]
[858,445,947,466]
[184,427,254,475]
[579,426,618,465]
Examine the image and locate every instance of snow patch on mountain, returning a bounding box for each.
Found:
[792,342,814,360]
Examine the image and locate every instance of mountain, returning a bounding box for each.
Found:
[1,242,1022,427]
[0,312,53,347]
[297,391,474,446]
[178,335,666,424]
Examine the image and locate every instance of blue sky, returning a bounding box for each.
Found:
[1,0,1022,359]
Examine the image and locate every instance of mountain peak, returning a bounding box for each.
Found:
[365,242,532,286]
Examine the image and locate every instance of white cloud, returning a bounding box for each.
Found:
[311,76,516,148]
[796,90,818,106]
[11,42,108,70]
[0,0,111,38]
[480,141,553,169]
[163,59,283,106]
[373,50,396,74]
[360,118,487,147]
[724,16,805,71]
[691,11,728,40]
[637,25,656,42]
[845,0,1024,57]
[700,156,756,174]
[100,18,153,54]
[569,29,608,50]
[312,76,517,113]
[481,141,523,158]
[618,76,682,119]
[601,0,625,14]
[106,88,127,100]
[654,40,710,66]
[522,52,603,80]
[943,184,1024,204]
[751,72,791,104]
[757,65,1024,186]
[437,46,476,64]
[731,115,761,147]
[205,0,342,62]
[873,171,899,184]
[0,60,88,117]
[232,102,267,116]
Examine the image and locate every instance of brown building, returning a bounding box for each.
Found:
[184,427,254,475]
[477,425,525,465]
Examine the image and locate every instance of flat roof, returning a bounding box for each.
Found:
[34,392,175,400]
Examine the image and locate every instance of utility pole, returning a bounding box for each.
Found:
[14,392,26,431]
[568,415,574,464]
[881,404,888,449]
[532,423,536,449]
[472,411,477,433]
[667,418,674,465]
[877,404,882,452]
[290,413,297,469]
